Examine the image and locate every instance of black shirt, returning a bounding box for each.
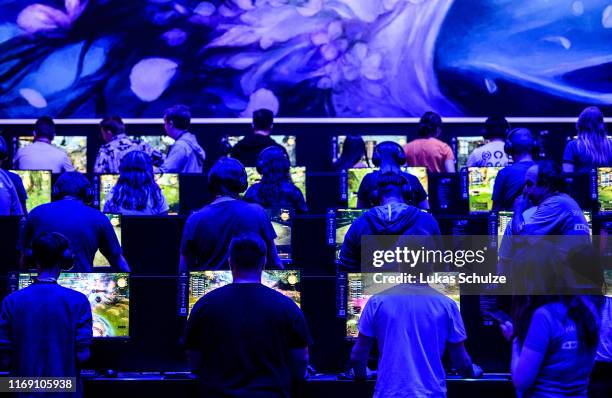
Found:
[184,283,310,397]
[230,135,281,167]
[244,182,308,213]
[357,170,428,208]
[492,161,534,211]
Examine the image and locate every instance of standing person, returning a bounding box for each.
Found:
[333,134,369,170]
[466,116,511,167]
[0,136,25,215]
[94,116,162,174]
[0,232,93,398]
[158,105,206,173]
[563,106,612,173]
[103,151,169,215]
[179,157,281,273]
[21,172,130,272]
[230,108,282,167]
[404,111,455,173]
[185,233,310,397]
[13,116,74,173]
[244,146,307,213]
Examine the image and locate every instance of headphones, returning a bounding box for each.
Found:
[372,170,416,206]
[256,146,290,175]
[505,128,535,158]
[52,174,95,203]
[209,158,249,195]
[372,141,406,167]
[25,232,74,271]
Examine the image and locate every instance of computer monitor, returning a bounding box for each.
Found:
[606,270,612,298]
[98,173,180,214]
[128,135,175,157]
[331,209,367,257]
[16,136,87,172]
[345,272,460,338]
[454,136,485,171]
[10,170,52,212]
[188,270,301,314]
[598,167,612,213]
[345,167,428,208]
[244,167,306,200]
[93,214,122,267]
[266,208,292,261]
[333,135,407,165]
[496,210,593,239]
[468,167,502,213]
[227,135,297,166]
[16,272,130,337]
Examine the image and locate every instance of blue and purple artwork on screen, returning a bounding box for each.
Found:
[0,1,610,117]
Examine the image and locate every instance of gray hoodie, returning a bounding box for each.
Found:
[159,132,206,173]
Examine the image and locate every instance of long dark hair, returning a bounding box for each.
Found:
[257,146,293,205]
[335,135,368,170]
[107,151,164,212]
[511,242,602,349]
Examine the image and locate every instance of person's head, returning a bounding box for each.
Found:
[418,111,442,138]
[100,116,126,143]
[163,104,191,138]
[229,233,267,278]
[575,106,611,166]
[252,108,274,133]
[523,161,565,205]
[505,127,535,159]
[375,171,408,205]
[372,141,406,168]
[33,116,55,141]
[257,146,290,180]
[483,116,509,140]
[108,151,163,212]
[208,157,248,198]
[335,134,367,169]
[53,172,93,202]
[0,135,8,163]
[31,232,73,274]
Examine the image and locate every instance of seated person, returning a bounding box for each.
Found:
[350,264,480,396]
[492,128,536,211]
[179,157,281,273]
[357,141,428,209]
[404,111,455,173]
[21,172,130,272]
[13,116,75,173]
[185,233,310,397]
[94,116,162,173]
[466,116,511,167]
[338,170,440,272]
[158,105,206,173]
[0,136,27,213]
[333,134,369,170]
[103,151,169,215]
[230,108,282,167]
[244,146,307,213]
[563,106,611,173]
[0,232,92,397]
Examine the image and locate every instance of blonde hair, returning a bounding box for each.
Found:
[575,106,611,166]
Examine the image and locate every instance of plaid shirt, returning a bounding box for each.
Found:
[94,134,163,174]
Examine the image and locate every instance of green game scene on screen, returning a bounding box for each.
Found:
[18,136,87,173]
[93,214,122,267]
[245,167,306,199]
[188,270,301,314]
[334,209,367,257]
[346,167,428,208]
[336,135,407,166]
[266,208,292,260]
[11,170,52,212]
[455,136,485,171]
[468,167,502,213]
[598,168,612,213]
[99,173,180,214]
[18,273,130,337]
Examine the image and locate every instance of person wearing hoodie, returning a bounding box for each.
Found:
[230,109,282,167]
[338,170,440,272]
[158,105,206,174]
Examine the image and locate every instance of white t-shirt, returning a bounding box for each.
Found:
[13,141,74,173]
[466,140,510,168]
[359,284,466,398]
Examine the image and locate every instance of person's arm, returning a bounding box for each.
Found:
[447,341,479,377]
[562,141,575,173]
[511,309,550,394]
[75,295,93,364]
[350,333,375,379]
[98,215,130,272]
[62,153,75,172]
[179,254,189,275]
[491,170,505,211]
[444,159,456,173]
[0,299,13,368]
[93,151,107,174]
[290,347,309,382]
[158,142,187,173]
[337,221,361,272]
[511,193,529,235]
[267,240,283,269]
[418,199,430,210]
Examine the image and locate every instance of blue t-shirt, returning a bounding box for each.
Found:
[21,200,123,272]
[563,139,612,173]
[523,302,597,398]
[492,161,534,211]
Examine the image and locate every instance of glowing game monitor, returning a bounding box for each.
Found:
[128,135,175,156]
[598,168,612,213]
[98,173,180,214]
[93,214,122,267]
[454,136,485,171]
[17,273,130,337]
[16,136,87,173]
[497,210,592,238]
[468,167,502,213]
[346,167,428,208]
[244,167,306,200]
[188,270,301,314]
[334,135,407,165]
[334,209,367,257]
[345,272,460,338]
[606,270,612,298]
[228,135,297,166]
[266,208,292,261]
[10,170,52,212]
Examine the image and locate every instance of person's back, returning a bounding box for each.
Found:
[0,169,23,216]
[159,105,205,173]
[404,137,454,173]
[231,134,279,167]
[466,116,511,168]
[357,170,427,209]
[245,181,306,212]
[563,106,612,173]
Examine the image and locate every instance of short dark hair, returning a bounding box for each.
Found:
[483,116,509,139]
[208,157,247,197]
[508,128,535,155]
[32,232,70,270]
[229,233,267,271]
[100,116,125,136]
[253,109,274,131]
[53,172,92,200]
[34,116,55,139]
[376,171,406,200]
[418,111,442,137]
[164,105,191,130]
[536,160,565,192]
